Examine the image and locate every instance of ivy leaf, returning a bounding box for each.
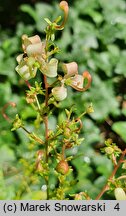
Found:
[115,51,126,77]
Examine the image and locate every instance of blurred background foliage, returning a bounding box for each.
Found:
[0,0,126,199]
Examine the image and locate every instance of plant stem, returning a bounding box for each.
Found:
[35,95,41,111]
[21,126,44,144]
[43,74,49,199]
[95,149,126,200]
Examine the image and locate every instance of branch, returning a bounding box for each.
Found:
[95,149,126,200]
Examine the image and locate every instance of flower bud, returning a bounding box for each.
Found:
[55,1,69,30]
[62,62,78,78]
[122,162,126,169]
[11,114,23,131]
[105,146,114,154]
[36,162,43,172]
[52,86,67,101]
[26,93,36,104]
[86,104,94,114]
[59,1,68,11]
[59,1,69,20]
[114,188,126,200]
[64,127,71,138]
[56,160,69,174]
[35,150,45,172]
[37,150,44,160]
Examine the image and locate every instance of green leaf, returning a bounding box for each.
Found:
[115,51,126,77]
[21,191,47,200]
[112,122,126,142]
[44,18,52,25]
[0,145,16,164]
[86,75,120,120]
[35,3,53,32]
[20,4,37,21]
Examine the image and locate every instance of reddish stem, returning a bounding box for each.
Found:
[25,80,31,89]
[2,102,16,122]
[95,149,126,200]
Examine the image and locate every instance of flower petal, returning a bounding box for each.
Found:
[62,62,78,78]
[41,58,58,77]
[26,43,44,56]
[71,74,84,88]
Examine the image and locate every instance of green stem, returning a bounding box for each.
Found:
[21,126,31,134]
[43,74,49,199]
[21,126,44,144]
[35,95,41,111]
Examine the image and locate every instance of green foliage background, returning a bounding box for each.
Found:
[0,0,126,199]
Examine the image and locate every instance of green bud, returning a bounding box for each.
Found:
[86,104,94,114]
[105,146,114,154]
[122,162,126,169]
[51,33,55,41]
[11,114,23,131]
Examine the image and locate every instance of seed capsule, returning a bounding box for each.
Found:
[56,160,69,174]
[114,188,126,200]
[52,86,67,101]
[105,146,114,154]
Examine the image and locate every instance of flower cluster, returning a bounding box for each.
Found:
[51,61,92,101]
[15,0,92,103]
[15,35,92,101]
[16,34,58,80]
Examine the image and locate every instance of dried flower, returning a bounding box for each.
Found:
[55,1,69,30]
[70,74,84,89]
[26,92,36,104]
